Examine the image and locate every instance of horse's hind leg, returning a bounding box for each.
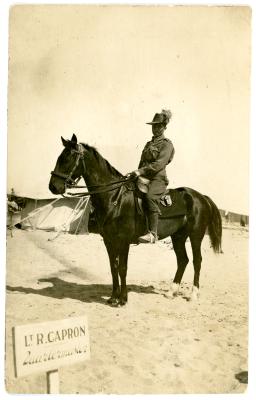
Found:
[189,234,203,301]
[167,230,189,297]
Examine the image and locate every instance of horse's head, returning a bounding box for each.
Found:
[49,134,85,195]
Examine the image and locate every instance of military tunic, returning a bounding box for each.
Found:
[137,133,175,213]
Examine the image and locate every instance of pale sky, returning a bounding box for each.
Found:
[7,5,251,214]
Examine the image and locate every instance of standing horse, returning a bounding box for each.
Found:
[49,134,222,306]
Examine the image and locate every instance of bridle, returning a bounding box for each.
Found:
[51,143,86,189]
[51,142,133,197]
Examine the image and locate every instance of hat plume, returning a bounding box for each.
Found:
[161,109,172,124]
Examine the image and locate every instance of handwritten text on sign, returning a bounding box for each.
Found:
[13,316,90,377]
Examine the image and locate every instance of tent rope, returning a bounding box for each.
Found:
[48,196,89,241]
[8,197,62,231]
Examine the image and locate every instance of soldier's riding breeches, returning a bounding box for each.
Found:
[145,178,168,214]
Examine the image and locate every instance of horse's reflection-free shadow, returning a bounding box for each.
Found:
[6,277,157,305]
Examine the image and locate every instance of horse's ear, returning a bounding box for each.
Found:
[71,133,77,144]
[61,136,68,147]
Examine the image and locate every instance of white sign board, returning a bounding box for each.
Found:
[13,316,90,377]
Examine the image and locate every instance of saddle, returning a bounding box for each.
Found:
[158,189,187,219]
[135,187,187,219]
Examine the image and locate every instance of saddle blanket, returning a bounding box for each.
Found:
[159,189,187,219]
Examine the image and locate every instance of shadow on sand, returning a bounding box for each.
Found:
[6,277,158,306]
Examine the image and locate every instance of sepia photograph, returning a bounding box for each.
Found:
[2,1,255,396]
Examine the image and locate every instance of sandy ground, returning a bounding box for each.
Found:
[5,225,248,394]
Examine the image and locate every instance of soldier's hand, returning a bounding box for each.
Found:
[125,170,140,179]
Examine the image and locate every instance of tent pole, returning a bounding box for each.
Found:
[33,199,38,231]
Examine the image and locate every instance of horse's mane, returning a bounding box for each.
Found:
[81,143,123,178]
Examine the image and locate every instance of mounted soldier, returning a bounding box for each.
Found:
[126,109,175,243]
[49,130,222,305]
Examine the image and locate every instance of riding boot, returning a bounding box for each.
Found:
[139,212,159,243]
[149,212,159,239]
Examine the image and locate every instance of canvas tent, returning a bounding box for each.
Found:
[7,193,92,235]
[219,209,249,226]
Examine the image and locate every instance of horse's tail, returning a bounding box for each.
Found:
[204,195,223,253]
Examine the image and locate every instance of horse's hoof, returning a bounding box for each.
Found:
[164,283,180,299]
[189,286,200,301]
[171,283,180,295]
[107,297,119,306]
[119,299,127,306]
[111,302,121,308]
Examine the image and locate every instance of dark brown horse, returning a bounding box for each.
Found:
[49,134,222,306]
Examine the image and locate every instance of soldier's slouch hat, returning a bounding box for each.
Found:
[146,109,172,126]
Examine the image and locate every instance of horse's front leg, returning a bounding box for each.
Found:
[104,241,120,306]
[118,243,130,306]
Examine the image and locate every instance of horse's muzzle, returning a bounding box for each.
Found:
[49,180,65,195]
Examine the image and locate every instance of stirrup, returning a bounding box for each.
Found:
[138,231,157,244]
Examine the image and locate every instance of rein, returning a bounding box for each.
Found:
[66,180,130,197]
[67,177,130,189]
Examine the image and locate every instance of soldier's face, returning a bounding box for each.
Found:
[152,123,164,136]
